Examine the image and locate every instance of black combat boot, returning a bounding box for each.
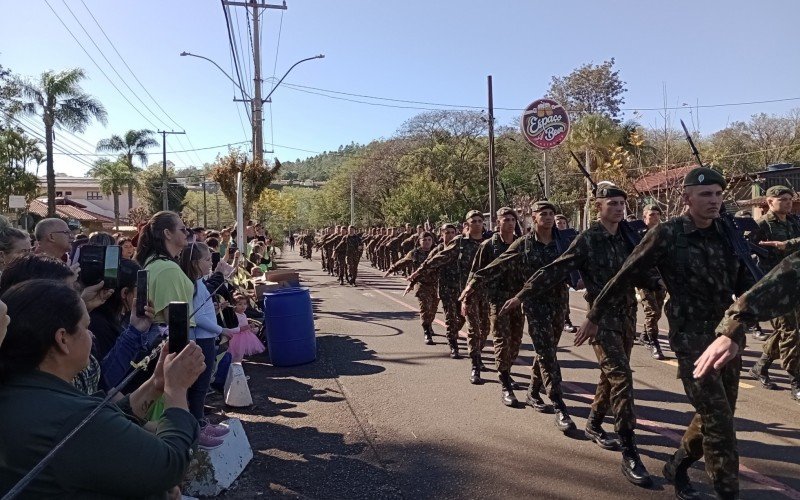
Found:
[553,401,576,433]
[748,354,777,390]
[584,410,619,450]
[448,338,461,359]
[791,378,800,402]
[525,381,552,413]
[499,371,519,407]
[564,319,577,333]
[618,430,652,487]
[650,339,666,360]
[423,326,434,345]
[469,354,483,385]
[663,448,701,500]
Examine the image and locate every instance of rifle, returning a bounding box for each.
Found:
[535,171,546,199]
[679,120,764,281]
[569,150,642,250]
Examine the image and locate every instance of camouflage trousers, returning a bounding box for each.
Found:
[524,300,566,401]
[638,287,666,342]
[440,288,465,342]
[415,282,439,328]
[304,243,313,260]
[347,254,361,282]
[490,300,525,373]
[676,332,741,498]
[765,309,800,379]
[563,285,573,325]
[466,294,490,358]
[590,309,637,433]
[335,255,347,282]
[324,248,335,273]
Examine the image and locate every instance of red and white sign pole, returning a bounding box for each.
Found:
[520,98,570,199]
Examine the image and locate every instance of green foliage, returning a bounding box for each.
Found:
[181,190,235,229]
[547,58,627,121]
[279,142,364,181]
[208,148,280,216]
[138,163,187,214]
[0,128,40,211]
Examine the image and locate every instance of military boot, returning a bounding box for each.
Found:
[448,338,461,359]
[618,430,652,487]
[553,401,576,433]
[525,381,552,413]
[791,379,800,402]
[469,354,483,385]
[650,339,666,360]
[748,354,777,390]
[499,371,519,407]
[584,410,619,450]
[423,326,434,345]
[663,448,701,500]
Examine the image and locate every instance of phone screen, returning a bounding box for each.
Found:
[78,245,105,287]
[103,245,121,289]
[168,302,189,354]
[136,270,148,317]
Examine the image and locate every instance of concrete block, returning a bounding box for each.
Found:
[182,419,253,497]
[224,362,253,407]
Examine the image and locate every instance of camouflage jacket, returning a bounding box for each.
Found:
[466,233,517,303]
[716,250,800,339]
[752,211,800,271]
[389,247,436,283]
[586,215,753,347]
[400,234,418,255]
[416,234,485,292]
[516,221,642,331]
[469,230,566,309]
[342,235,363,258]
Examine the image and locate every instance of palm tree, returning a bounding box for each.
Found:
[96,129,158,212]
[570,114,622,227]
[88,158,138,230]
[20,68,107,216]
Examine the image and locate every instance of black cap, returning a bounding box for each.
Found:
[596,185,628,199]
[532,201,557,213]
[465,210,484,221]
[496,206,518,219]
[554,213,567,221]
[683,167,727,189]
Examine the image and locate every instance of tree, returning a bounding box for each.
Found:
[96,129,158,211]
[0,128,40,212]
[208,148,281,217]
[88,158,138,230]
[547,59,627,122]
[20,68,107,216]
[138,162,187,214]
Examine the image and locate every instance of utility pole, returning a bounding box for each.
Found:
[224,0,287,164]
[158,130,185,211]
[487,75,497,230]
[350,173,354,225]
[201,175,208,227]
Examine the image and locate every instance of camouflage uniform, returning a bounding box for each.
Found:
[389,247,438,329]
[324,234,343,276]
[333,235,349,284]
[416,234,486,350]
[475,231,568,401]
[302,233,314,260]
[345,234,364,284]
[751,210,800,383]
[427,242,465,344]
[638,287,666,344]
[587,215,754,497]
[466,233,522,373]
[519,221,648,432]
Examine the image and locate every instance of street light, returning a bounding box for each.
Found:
[180,51,252,100]
[264,54,325,103]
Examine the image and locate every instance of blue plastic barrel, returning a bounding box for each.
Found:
[262,287,316,366]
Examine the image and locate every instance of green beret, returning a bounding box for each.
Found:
[642,204,662,213]
[683,167,727,189]
[554,213,568,221]
[596,185,628,199]
[440,223,457,231]
[532,201,557,213]
[765,185,793,198]
[496,206,518,219]
[465,210,484,221]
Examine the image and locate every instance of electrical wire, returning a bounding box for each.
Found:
[221,1,253,125]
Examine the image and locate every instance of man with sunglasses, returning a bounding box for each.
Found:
[34,218,74,261]
[409,210,488,375]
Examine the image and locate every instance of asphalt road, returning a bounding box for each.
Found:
[217,251,800,499]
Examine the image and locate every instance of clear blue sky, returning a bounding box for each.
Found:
[2,0,799,176]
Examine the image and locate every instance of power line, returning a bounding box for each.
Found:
[221,0,252,123]
[8,116,95,169]
[268,9,285,152]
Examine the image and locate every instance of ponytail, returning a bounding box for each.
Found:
[134,211,180,266]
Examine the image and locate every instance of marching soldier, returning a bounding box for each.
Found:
[637,204,667,360]
[427,223,463,358]
[748,185,800,394]
[555,214,579,333]
[410,211,488,367]
[581,168,754,498]
[385,231,439,344]
[503,184,657,487]
[333,226,349,285]
[344,225,364,286]
[460,207,523,405]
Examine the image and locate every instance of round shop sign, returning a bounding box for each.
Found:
[520,98,570,150]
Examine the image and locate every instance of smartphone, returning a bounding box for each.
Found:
[78,245,105,287]
[168,302,189,354]
[228,243,238,256]
[211,251,221,270]
[136,270,149,317]
[103,245,121,290]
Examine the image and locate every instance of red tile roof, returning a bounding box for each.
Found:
[28,199,114,223]
[634,165,697,193]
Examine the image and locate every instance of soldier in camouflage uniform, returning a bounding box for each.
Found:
[410,211,487,366]
[460,207,522,405]
[509,185,657,487]
[302,231,314,261]
[428,223,463,358]
[748,185,800,393]
[386,231,439,344]
[332,226,349,284]
[343,225,364,286]
[583,168,755,498]
[555,214,579,333]
[636,204,667,360]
